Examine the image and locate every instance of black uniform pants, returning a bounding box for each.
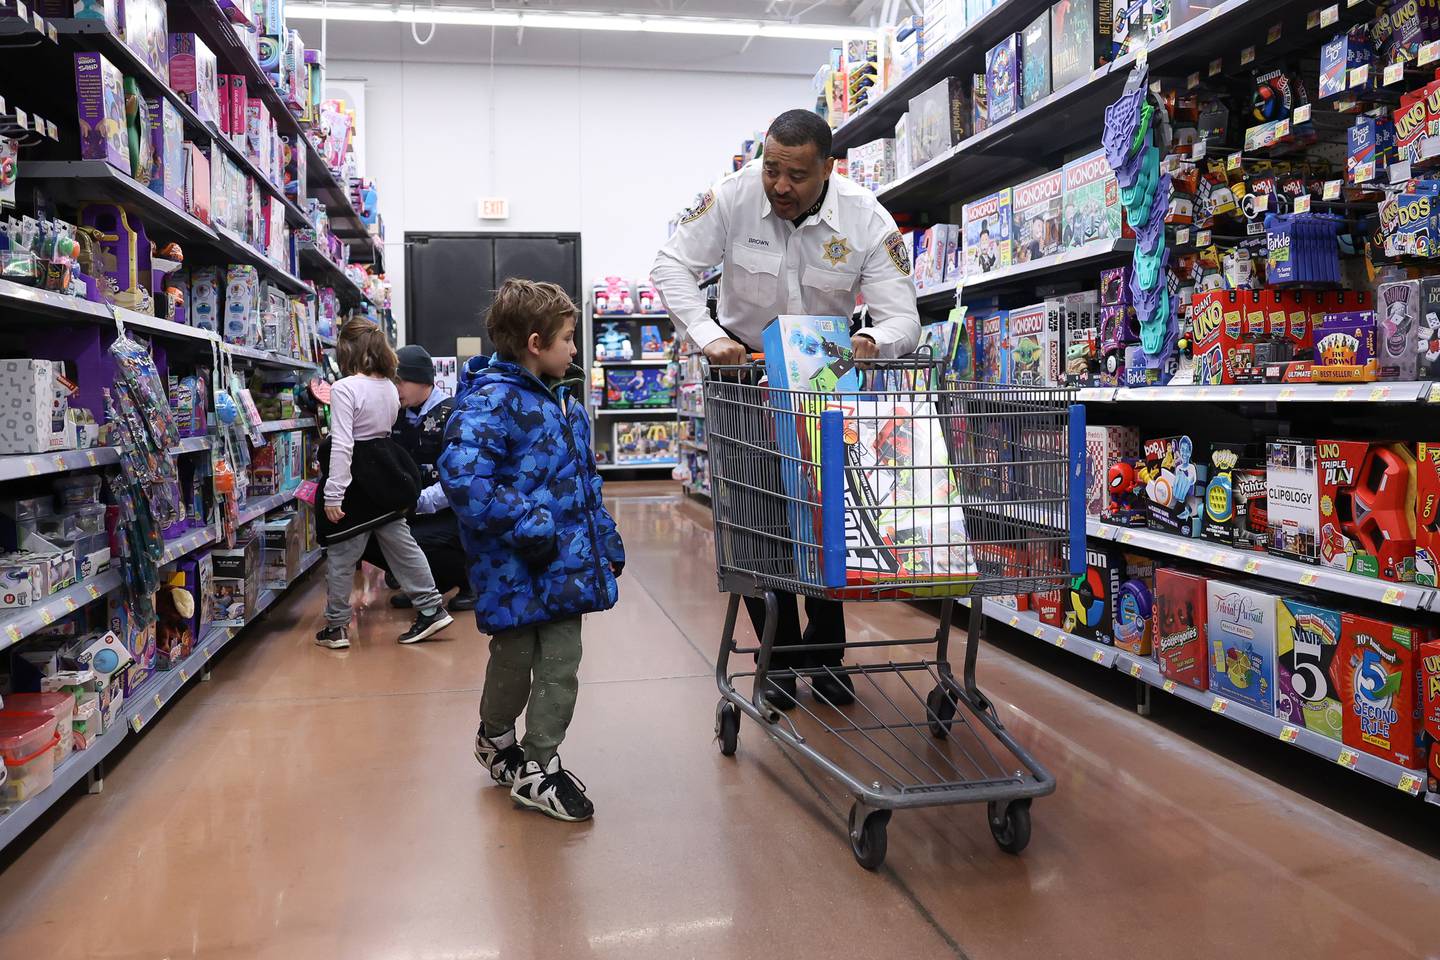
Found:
[742,594,847,671]
[363,511,469,594]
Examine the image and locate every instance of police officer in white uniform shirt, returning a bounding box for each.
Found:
[651,109,921,711]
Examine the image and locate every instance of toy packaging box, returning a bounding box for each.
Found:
[1004,302,1057,386]
[1275,597,1343,742]
[1084,424,1139,518]
[977,309,1010,383]
[1202,442,1268,550]
[1020,11,1051,108]
[1012,170,1063,263]
[0,360,70,455]
[1266,439,1321,564]
[1062,148,1123,249]
[1316,440,1416,582]
[168,33,220,123]
[1376,280,1421,381]
[893,115,912,180]
[1313,311,1378,382]
[74,52,130,175]
[1113,551,1155,656]
[613,421,677,466]
[846,138,896,191]
[1207,579,1283,713]
[907,77,968,170]
[1058,292,1100,385]
[1050,0,1112,91]
[1063,541,1122,645]
[1155,567,1209,691]
[1141,436,1207,537]
[1337,611,1428,768]
[962,188,1012,277]
[985,33,1023,125]
[1421,638,1440,791]
[1418,442,1440,587]
[147,96,185,208]
[1422,278,1440,379]
[604,368,674,409]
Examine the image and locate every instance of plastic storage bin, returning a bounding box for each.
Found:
[0,711,61,806]
[4,693,75,764]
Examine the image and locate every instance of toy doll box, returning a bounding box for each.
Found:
[1316,440,1416,582]
[1207,579,1283,714]
[1084,425,1139,519]
[1011,170,1063,264]
[1155,567,1208,692]
[962,188,1012,278]
[1338,611,1428,768]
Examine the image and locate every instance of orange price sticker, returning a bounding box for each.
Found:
[1337,748,1359,769]
[1279,725,1300,743]
[1211,698,1229,714]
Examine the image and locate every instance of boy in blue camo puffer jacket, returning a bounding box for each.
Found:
[438,278,624,823]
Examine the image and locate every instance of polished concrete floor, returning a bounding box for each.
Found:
[1,483,1438,959]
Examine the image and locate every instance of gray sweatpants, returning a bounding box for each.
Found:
[324,518,444,626]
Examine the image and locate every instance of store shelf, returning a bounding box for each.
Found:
[1088,520,1440,612]
[598,462,678,472]
[597,407,677,417]
[317,335,337,349]
[597,359,671,367]
[0,277,114,324]
[0,570,124,654]
[596,313,671,320]
[20,160,214,242]
[226,345,315,368]
[170,436,214,454]
[258,418,315,434]
[0,5,58,40]
[916,280,961,312]
[297,243,368,305]
[115,306,220,345]
[0,714,127,848]
[160,525,219,565]
[966,598,1120,668]
[678,409,705,419]
[210,225,309,296]
[0,447,118,482]
[1115,652,1427,797]
[237,489,298,525]
[1076,382,1440,404]
[680,440,708,452]
[959,238,1135,296]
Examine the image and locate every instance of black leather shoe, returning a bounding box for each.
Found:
[757,673,798,711]
[384,571,400,589]
[812,669,856,706]
[449,591,477,612]
[390,593,413,609]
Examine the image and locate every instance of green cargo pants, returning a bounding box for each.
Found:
[480,616,583,767]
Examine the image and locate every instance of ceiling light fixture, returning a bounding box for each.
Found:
[283,3,878,41]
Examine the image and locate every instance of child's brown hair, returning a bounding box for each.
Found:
[336,318,397,378]
[486,279,577,359]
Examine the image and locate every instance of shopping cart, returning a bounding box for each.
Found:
[704,355,1085,869]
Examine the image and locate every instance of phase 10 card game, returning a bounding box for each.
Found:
[1012,170,1063,263]
[962,188,1012,277]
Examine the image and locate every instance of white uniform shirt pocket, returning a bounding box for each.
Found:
[801,263,859,314]
[728,243,782,306]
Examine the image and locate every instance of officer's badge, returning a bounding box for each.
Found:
[883,230,912,275]
[680,189,715,224]
[821,234,853,267]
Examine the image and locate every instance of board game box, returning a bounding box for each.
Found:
[1062,148,1122,248]
[1208,579,1284,713]
[1012,169,1064,263]
[1021,11,1051,107]
[1051,0,1112,91]
[985,33,1023,125]
[1063,541,1122,645]
[1338,611,1429,768]
[1155,567,1209,691]
[1266,439,1321,563]
[976,309,1010,383]
[962,188,1012,277]
[907,76,968,169]
[1276,597,1343,742]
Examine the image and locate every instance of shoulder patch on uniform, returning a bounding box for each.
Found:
[883,230,912,276]
[680,189,716,224]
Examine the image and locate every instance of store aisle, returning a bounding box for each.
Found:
[0,485,1436,960]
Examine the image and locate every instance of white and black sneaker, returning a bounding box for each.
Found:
[474,724,525,785]
[511,755,593,822]
[314,625,350,649]
[398,606,453,644]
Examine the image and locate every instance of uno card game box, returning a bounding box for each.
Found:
[1050,0,1112,92]
[1422,638,1440,791]
[1338,611,1428,768]
[1012,169,1064,263]
[1316,440,1416,582]
[1208,580,1284,713]
[1062,148,1122,249]
[962,188,1012,277]
[1267,439,1321,564]
[1155,568,1209,691]
[985,33,1023,125]
[1276,597,1344,742]
[1020,11,1051,108]
[1418,442,1440,587]
[1203,442,1268,550]
[1063,541,1123,645]
[1313,311,1378,382]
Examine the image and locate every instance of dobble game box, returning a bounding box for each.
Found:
[1208,580,1284,713]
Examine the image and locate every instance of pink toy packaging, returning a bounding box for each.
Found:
[168,33,220,123]
[593,276,635,315]
[636,281,661,314]
[229,75,247,144]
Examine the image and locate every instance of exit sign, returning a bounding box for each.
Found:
[478,197,509,220]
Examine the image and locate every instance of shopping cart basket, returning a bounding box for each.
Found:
[704,355,1085,869]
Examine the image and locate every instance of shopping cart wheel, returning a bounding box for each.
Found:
[925,686,956,738]
[848,804,891,871]
[987,799,1032,855]
[716,701,740,757]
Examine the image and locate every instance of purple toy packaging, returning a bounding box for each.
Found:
[146,96,185,208]
[169,33,221,124]
[1313,310,1378,382]
[74,52,129,175]
[985,34,1023,126]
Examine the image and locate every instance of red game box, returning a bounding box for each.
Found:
[1337,611,1429,769]
[1154,568,1209,691]
[1316,440,1417,582]
[1421,638,1440,792]
[1417,442,1440,587]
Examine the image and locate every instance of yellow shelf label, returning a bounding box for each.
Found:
[1321,4,1339,27]
[1267,23,1282,43]
[1322,181,1341,201]
[1300,572,1319,586]
[1243,558,1262,574]
[1211,698,1229,714]
[1279,725,1300,743]
[180,669,190,683]
[1369,385,1391,401]
[1162,679,1177,693]
[1397,773,1421,795]
[1294,103,1312,125]
[1055,636,1067,649]
[1335,385,1355,399]
[1209,57,1222,77]
[1422,40,1440,66]
[1385,62,1405,85]
[1241,46,1255,66]
[1381,586,1404,606]
[1009,614,1020,627]
[1091,649,1105,664]
[1129,662,1142,678]
[130,714,143,732]
[153,692,163,709]
[39,609,53,625]
[1033,625,1047,639]
[1337,748,1359,769]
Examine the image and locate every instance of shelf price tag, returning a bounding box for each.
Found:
[1176,227,1191,245]
[1369,384,1391,401]
[1254,193,1270,213]
[1243,558,1262,574]
[153,692,163,709]
[1337,748,1360,769]
[1385,62,1406,85]
[1323,180,1342,200]
[1210,552,1227,566]
[130,714,144,733]
[1349,64,1370,88]
[1187,72,1201,90]
[1381,586,1404,606]
[1090,649,1106,664]
[1196,229,1213,247]
[5,625,21,643]
[1279,725,1300,743]
[1055,636,1067,649]
[1335,385,1355,399]
[1275,119,1291,141]
[1397,773,1422,795]
[1226,151,1244,171]
[1279,386,1298,399]
[1241,46,1256,66]
[1300,572,1319,586]
[1209,57,1223,77]
[179,669,190,683]
[1119,530,1136,544]
[1293,103,1312,125]
[24,458,38,477]
[1129,662,1143,678]
[1009,614,1020,627]
[62,597,76,612]
[1162,679,1177,693]
[86,584,99,599]
[1321,4,1339,26]
[1307,9,1321,28]
[38,609,53,625]
[1211,698,1230,714]
[1032,625,1047,639]
[1267,23,1282,44]
[202,645,212,660]
[1422,40,1440,66]
[1356,159,1376,183]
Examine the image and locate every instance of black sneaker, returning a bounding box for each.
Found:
[757,672,798,711]
[390,593,413,609]
[511,755,593,822]
[314,625,350,649]
[475,724,525,785]
[812,670,856,706]
[449,590,477,612]
[398,607,453,644]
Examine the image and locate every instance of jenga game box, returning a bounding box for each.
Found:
[1421,638,1440,791]
[1417,442,1440,587]
[1154,568,1209,691]
[1316,440,1417,582]
[1337,611,1429,769]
